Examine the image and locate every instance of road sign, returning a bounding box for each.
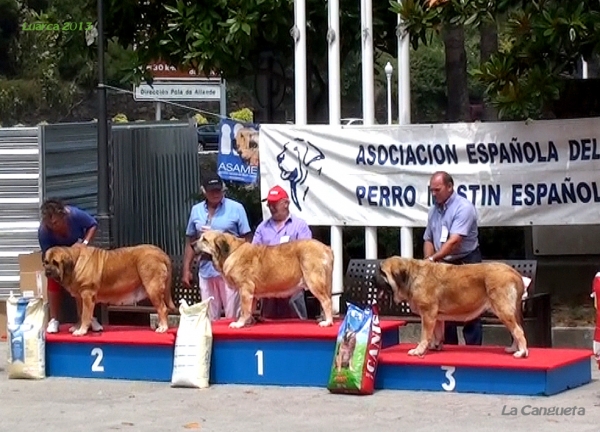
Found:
[145,61,220,81]
[133,81,222,102]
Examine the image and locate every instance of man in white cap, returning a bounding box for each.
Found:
[253,185,312,319]
[182,172,252,321]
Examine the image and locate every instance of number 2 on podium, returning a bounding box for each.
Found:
[91,347,104,372]
[255,350,264,376]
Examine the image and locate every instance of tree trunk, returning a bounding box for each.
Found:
[442,24,470,122]
[480,20,499,121]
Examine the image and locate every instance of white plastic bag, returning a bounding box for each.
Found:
[6,292,47,380]
[171,297,213,388]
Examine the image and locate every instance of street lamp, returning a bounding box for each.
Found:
[385,62,393,125]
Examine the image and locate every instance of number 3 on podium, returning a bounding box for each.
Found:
[441,365,456,391]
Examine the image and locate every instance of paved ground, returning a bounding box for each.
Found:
[1,341,600,432]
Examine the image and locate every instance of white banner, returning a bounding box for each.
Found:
[258,117,600,227]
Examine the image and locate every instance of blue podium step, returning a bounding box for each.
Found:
[375,343,593,396]
[45,319,406,386]
[46,325,176,382]
[209,319,404,386]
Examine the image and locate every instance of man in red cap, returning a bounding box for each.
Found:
[252,185,312,319]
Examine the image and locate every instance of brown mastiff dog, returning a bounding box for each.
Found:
[191,230,334,329]
[43,245,176,336]
[376,256,528,358]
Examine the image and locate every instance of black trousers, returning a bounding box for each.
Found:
[443,248,483,346]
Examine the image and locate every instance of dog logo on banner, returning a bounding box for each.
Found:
[276,138,325,211]
[217,119,260,185]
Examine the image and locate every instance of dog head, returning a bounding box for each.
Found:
[43,246,80,284]
[342,329,357,346]
[276,138,324,211]
[191,231,243,271]
[376,257,412,304]
[234,127,260,166]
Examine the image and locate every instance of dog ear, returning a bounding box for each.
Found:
[392,267,410,288]
[215,236,231,260]
[61,255,75,279]
[301,140,325,167]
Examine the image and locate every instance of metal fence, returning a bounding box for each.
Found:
[110,120,199,257]
[0,120,200,307]
[0,127,41,300]
[40,122,98,215]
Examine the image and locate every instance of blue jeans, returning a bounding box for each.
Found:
[443,248,483,346]
[260,290,308,320]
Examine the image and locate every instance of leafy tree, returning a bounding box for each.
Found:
[0,0,20,77]
[106,0,400,121]
[473,0,600,120]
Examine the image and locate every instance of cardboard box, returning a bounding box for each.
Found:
[18,251,48,300]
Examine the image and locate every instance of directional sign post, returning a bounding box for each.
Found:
[134,61,226,120]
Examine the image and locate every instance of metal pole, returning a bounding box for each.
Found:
[155,102,161,121]
[582,57,589,79]
[96,0,110,325]
[361,0,377,259]
[328,0,343,315]
[397,8,413,259]
[385,62,393,125]
[220,79,227,118]
[294,0,307,125]
[96,0,110,246]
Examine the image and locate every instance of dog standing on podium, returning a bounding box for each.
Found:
[43,244,177,336]
[192,230,334,329]
[375,256,529,358]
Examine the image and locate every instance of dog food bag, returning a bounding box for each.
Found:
[327,302,382,395]
[171,297,213,388]
[6,292,47,380]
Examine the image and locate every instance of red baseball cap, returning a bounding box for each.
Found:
[262,185,289,203]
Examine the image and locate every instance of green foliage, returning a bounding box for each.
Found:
[109,0,399,87]
[471,0,600,120]
[0,0,20,77]
[193,113,208,125]
[112,113,128,123]
[396,0,600,120]
[229,107,254,123]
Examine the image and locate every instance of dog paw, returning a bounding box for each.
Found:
[318,319,333,327]
[513,349,529,359]
[72,328,88,337]
[429,342,443,351]
[408,347,426,357]
[229,321,246,329]
[69,325,77,333]
[504,345,517,354]
[155,325,168,333]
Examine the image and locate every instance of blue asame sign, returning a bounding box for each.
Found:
[217,118,260,185]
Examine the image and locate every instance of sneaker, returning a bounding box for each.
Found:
[46,319,59,334]
[69,317,104,333]
[91,317,104,332]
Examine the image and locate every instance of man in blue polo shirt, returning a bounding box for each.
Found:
[182,173,252,321]
[423,171,483,346]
